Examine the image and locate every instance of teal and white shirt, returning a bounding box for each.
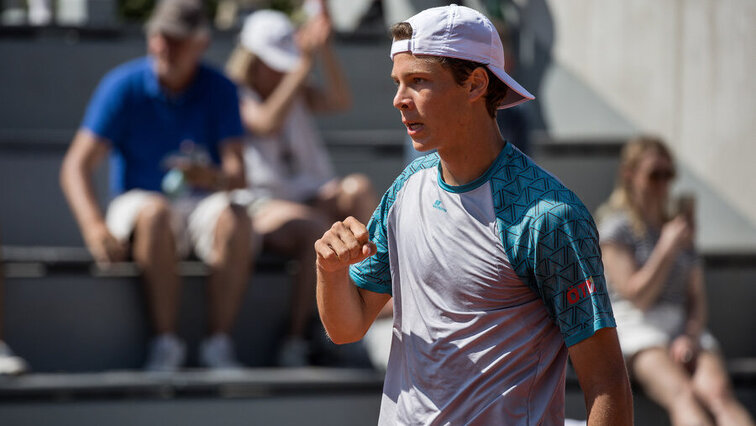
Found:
[350,143,615,425]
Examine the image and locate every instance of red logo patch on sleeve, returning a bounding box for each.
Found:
[566,276,596,305]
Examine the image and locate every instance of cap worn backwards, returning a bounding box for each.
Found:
[390,4,534,110]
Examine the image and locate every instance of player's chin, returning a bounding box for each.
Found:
[411,137,435,152]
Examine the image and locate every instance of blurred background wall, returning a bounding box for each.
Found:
[547,0,756,246]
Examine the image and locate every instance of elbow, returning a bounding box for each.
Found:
[59,155,76,193]
[327,331,364,346]
[321,320,368,346]
[242,114,282,137]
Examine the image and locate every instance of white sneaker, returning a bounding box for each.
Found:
[145,334,186,372]
[0,341,28,375]
[199,334,243,370]
[277,337,310,367]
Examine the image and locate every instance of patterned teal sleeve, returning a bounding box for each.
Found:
[492,144,615,347]
[349,154,440,295]
[348,202,392,294]
[528,202,616,347]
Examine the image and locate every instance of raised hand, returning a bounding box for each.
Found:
[315,216,376,272]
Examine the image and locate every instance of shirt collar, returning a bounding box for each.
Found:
[143,56,203,104]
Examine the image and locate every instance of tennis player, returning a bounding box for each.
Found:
[315,5,633,424]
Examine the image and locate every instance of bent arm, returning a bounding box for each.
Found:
[601,242,676,310]
[568,327,634,426]
[240,57,314,136]
[60,129,109,234]
[305,42,351,113]
[314,217,389,344]
[316,267,390,344]
[684,264,707,337]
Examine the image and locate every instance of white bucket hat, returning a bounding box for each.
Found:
[240,10,301,72]
[390,4,534,109]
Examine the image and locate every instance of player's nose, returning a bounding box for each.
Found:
[393,85,413,110]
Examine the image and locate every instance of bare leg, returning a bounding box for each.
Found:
[632,347,713,426]
[692,350,755,426]
[254,200,329,338]
[206,205,252,335]
[132,196,180,335]
[313,174,378,224]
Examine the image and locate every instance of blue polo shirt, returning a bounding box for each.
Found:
[81,56,244,197]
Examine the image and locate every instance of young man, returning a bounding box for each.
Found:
[315,5,633,424]
[60,0,253,371]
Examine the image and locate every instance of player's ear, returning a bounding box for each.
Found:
[467,67,488,104]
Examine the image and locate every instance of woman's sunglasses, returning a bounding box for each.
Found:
[648,168,675,182]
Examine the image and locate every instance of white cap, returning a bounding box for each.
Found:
[240,10,300,72]
[390,4,534,109]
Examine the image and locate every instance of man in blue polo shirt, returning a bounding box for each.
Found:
[61,0,254,371]
[315,5,633,424]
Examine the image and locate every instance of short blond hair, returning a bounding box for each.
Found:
[225,44,256,87]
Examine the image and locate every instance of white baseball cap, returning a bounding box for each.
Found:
[390,4,534,109]
[240,10,301,72]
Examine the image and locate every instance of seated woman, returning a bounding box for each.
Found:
[226,6,377,366]
[596,136,754,426]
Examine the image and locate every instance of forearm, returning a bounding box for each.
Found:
[320,44,351,111]
[243,58,313,135]
[684,266,707,337]
[60,160,106,233]
[215,167,246,191]
[216,141,247,191]
[625,244,678,309]
[585,384,634,426]
[316,267,371,344]
[571,328,633,426]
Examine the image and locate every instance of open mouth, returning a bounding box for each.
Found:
[403,121,424,134]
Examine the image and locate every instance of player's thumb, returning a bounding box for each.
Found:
[361,241,377,259]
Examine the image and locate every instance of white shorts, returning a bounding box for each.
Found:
[613,300,719,357]
[105,190,236,263]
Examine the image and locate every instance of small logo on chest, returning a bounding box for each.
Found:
[432,199,447,212]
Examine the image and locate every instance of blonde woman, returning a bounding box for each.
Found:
[226,6,377,366]
[597,136,754,425]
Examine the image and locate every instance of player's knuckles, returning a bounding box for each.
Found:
[333,245,351,261]
[352,227,369,242]
[348,244,363,259]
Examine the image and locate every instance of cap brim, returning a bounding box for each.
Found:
[487,65,535,109]
[256,48,300,73]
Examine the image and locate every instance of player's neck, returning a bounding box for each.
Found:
[437,117,504,186]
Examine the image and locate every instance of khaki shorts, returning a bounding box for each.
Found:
[105,190,237,263]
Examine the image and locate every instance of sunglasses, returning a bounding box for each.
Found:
[648,169,675,182]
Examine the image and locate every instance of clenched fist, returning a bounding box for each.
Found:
[315,216,377,272]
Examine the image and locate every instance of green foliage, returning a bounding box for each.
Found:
[117,0,219,22]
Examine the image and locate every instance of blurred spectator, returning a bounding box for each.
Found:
[0,229,28,375]
[226,4,377,366]
[60,0,254,372]
[596,136,754,426]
